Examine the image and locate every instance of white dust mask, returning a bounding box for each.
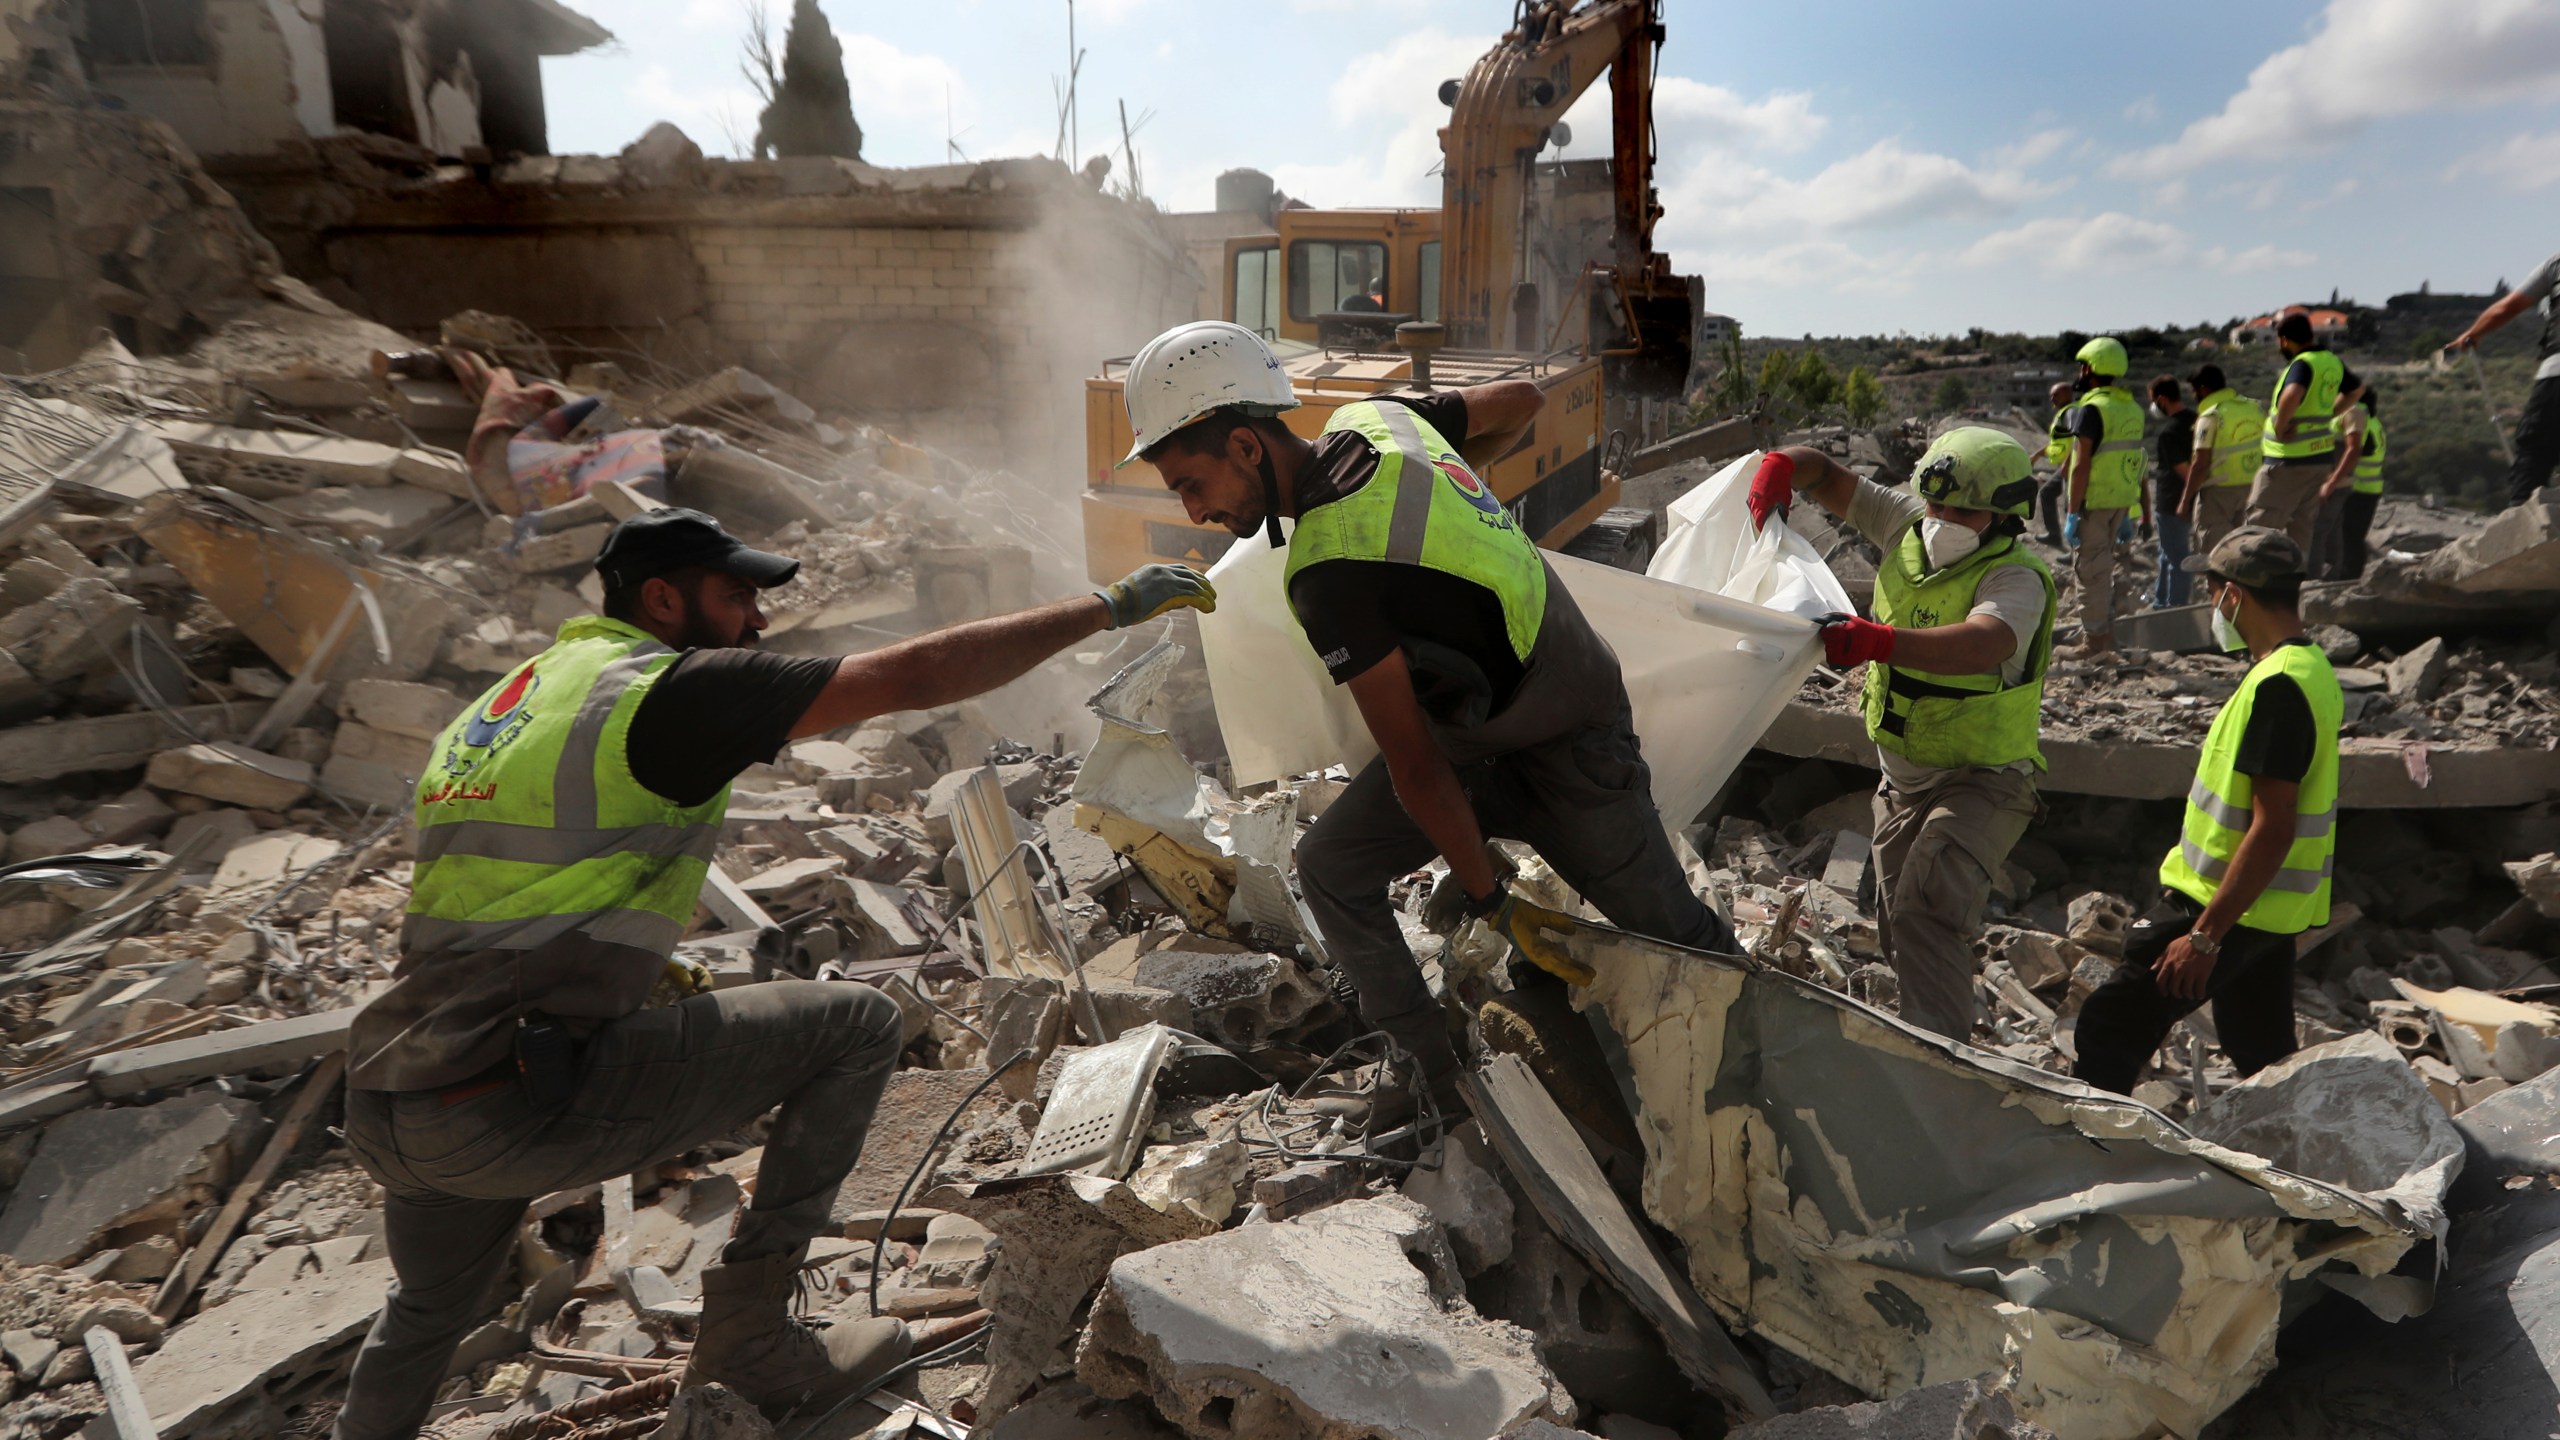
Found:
[2210,593,2246,653]
[1922,518,1981,568]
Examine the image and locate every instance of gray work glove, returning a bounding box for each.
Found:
[1096,564,1217,629]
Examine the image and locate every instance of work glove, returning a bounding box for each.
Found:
[2062,511,2081,548]
[2138,516,2155,542]
[1745,452,1796,532]
[646,953,713,1009]
[1815,612,1896,667]
[1097,564,1216,629]
[1424,867,1591,985]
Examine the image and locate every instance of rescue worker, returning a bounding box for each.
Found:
[1122,320,1733,1110]
[2309,389,2374,580]
[2037,380,2074,546]
[2073,528,2337,1094]
[2180,364,2264,563]
[2245,312,2365,551]
[2323,391,2386,580]
[2148,375,2195,609]
[332,509,1215,1440]
[2059,337,2145,658]
[1747,429,2055,1041]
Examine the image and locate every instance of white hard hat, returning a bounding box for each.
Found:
[1117,320,1299,467]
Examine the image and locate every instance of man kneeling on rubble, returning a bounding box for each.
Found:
[1124,320,1734,1116]
[332,509,1214,1440]
[2074,528,2338,1095]
[1748,429,2056,1040]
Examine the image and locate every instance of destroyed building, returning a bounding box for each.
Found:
[8,8,2560,1440]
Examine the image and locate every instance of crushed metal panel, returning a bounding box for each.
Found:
[1019,1024,1172,1179]
[1569,925,2437,1440]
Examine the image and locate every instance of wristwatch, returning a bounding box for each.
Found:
[2187,926,2223,958]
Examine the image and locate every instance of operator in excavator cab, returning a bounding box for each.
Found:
[1120,319,1736,1120]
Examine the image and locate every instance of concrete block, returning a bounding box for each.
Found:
[1133,947,1334,1051]
[207,830,340,901]
[165,807,259,863]
[920,766,983,849]
[2416,499,2560,593]
[1974,926,2070,993]
[88,1006,356,1097]
[329,723,435,775]
[7,815,91,862]
[319,753,418,811]
[2064,891,2133,958]
[1078,1195,1570,1440]
[80,787,174,844]
[338,679,463,741]
[0,704,243,785]
[2385,636,2448,702]
[1044,802,1125,898]
[126,1257,396,1437]
[0,1090,264,1266]
[145,742,314,809]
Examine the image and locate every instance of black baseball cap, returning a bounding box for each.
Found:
[593,508,799,590]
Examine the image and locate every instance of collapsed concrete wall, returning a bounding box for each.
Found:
[213,148,1205,483]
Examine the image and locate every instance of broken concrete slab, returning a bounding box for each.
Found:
[336,679,462,741]
[127,1256,395,1438]
[1726,1376,2056,1440]
[0,1090,264,1266]
[88,1006,356,1098]
[1572,924,2446,1440]
[826,1068,1012,1221]
[1078,1195,1572,1440]
[0,705,244,785]
[2507,851,2560,918]
[144,743,314,810]
[1467,1053,1773,1425]
[204,830,340,905]
[944,1173,1217,1423]
[2414,497,2560,594]
[1399,1122,1514,1277]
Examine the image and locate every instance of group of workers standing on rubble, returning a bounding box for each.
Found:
[324,248,2560,1438]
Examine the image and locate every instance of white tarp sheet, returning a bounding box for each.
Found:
[1196,451,1848,831]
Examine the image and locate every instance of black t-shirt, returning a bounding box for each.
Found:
[2233,642,2319,784]
[2069,402,2106,443]
[625,647,840,805]
[2153,409,2196,509]
[1285,392,1528,714]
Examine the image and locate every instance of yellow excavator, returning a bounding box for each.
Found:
[1081,0,1715,582]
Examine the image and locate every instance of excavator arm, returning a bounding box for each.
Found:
[1439,0,1694,397]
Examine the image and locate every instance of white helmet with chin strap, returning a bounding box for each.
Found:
[1118,321,1301,546]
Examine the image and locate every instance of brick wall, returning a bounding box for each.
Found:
[690,225,1023,357]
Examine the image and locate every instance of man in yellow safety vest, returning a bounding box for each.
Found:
[2180,364,2264,563]
[2073,527,2339,1094]
[332,509,1213,1438]
[2245,312,2366,551]
[1124,320,1732,1116]
[2059,336,2145,658]
[1750,429,2056,1039]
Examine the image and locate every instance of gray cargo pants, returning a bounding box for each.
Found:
[1871,768,2038,1039]
[331,981,904,1440]
[1297,701,1731,1089]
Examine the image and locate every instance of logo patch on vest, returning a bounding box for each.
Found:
[1436,452,1504,517]
[442,662,541,778]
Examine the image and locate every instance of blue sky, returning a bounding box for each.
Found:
[542,0,2560,337]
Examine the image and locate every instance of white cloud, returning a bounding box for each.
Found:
[1266,27,1485,205]
[2114,0,2560,177]
[2123,94,2161,124]
[837,33,974,132]
[1988,127,2073,169]
[2449,130,2560,189]
[1714,138,2060,235]
[1956,213,2315,276]
[1704,240,1915,295]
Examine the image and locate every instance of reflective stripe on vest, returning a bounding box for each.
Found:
[405,616,727,958]
[2158,642,2342,934]
[2195,390,2264,489]
[1861,525,2056,772]
[2072,385,2146,511]
[2351,413,2386,494]
[2263,350,2345,460]
[1284,399,1547,660]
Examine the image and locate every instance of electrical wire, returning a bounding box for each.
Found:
[865,1047,1033,1320]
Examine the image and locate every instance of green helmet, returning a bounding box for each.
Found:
[2075,336,2128,377]
[1911,427,2036,516]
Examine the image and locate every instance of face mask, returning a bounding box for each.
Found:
[2071,373,2096,395]
[1922,518,1981,568]
[2210,592,2246,653]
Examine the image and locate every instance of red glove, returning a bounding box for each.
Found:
[1817,612,1896,667]
[1745,452,1796,531]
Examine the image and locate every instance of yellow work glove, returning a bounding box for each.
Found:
[1490,891,1592,985]
[647,953,713,1008]
[1096,564,1216,629]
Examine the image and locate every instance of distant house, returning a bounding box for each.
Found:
[60,0,611,161]
[2229,304,2349,348]
[2002,365,2072,411]
[1696,311,1738,354]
